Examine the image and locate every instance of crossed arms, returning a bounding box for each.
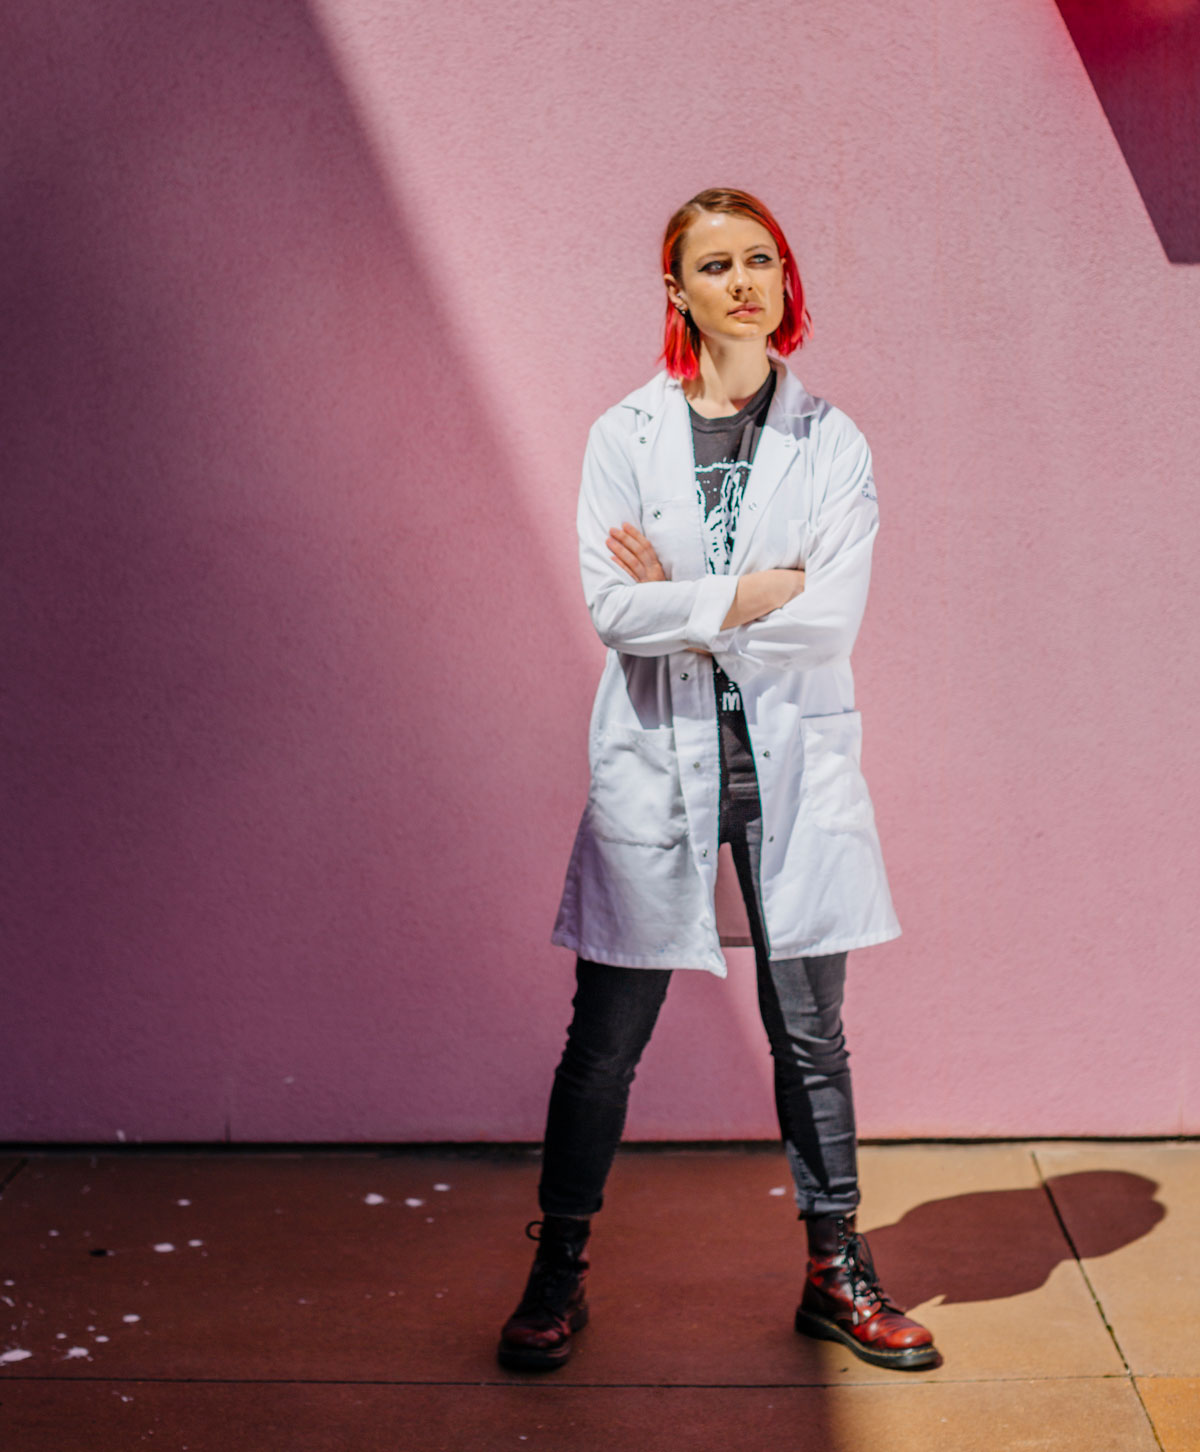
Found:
[579,414,880,679]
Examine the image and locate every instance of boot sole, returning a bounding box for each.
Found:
[496,1304,589,1373]
[795,1306,941,1371]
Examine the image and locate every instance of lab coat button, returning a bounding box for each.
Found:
[638,435,647,444]
[692,761,701,770]
[652,508,662,519]
[762,749,771,758]
[701,848,708,858]
[680,671,689,680]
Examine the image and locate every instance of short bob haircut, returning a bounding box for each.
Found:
[661,188,811,381]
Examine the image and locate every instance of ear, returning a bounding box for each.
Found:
[663,273,685,310]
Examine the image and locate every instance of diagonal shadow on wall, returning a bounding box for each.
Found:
[0,0,593,1141]
[1056,0,1200,262]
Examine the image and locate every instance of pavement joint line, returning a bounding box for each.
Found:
[0,1373,1144,1389]
[0,1136,1197,1158]
[1030,1147,1166,1452]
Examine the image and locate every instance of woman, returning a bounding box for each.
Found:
[497,189,938,1373]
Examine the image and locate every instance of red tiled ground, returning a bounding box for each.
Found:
[0,1142,1188,1451]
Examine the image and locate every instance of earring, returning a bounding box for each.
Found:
[675,302,687,315]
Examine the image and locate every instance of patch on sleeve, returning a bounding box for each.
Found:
[861,472,877,501]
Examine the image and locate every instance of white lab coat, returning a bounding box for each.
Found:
[552,358,901,977]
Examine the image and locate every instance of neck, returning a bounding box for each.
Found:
[685,338,772,415]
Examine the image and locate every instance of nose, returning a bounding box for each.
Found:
[730,262,752,294]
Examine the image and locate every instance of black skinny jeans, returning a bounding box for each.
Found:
[538,772,860,1220]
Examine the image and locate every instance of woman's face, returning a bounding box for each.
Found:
[665,211,786,348]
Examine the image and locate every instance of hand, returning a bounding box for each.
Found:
[721,568,805,630]
[607,522,667,582]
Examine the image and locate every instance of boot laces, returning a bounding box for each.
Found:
[517,1219,586,1317]
[841,1232,898,1312]
[523,1255,580,1312]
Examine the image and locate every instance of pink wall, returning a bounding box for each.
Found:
[3,0,1198,1142]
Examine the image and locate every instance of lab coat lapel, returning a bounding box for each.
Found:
[637,379,707,580]
[640,380,695,504]
[729,409,798,573]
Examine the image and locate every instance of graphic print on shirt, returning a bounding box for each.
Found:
[696,458,750,716]
[696,457,751,575]
[688,370,776,737]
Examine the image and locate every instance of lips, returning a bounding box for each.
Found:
[728,305,762,316]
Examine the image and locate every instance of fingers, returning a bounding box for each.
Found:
[606,522,667,582]
[606,532,642,579]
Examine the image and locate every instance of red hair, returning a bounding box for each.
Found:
[660,188,811,381]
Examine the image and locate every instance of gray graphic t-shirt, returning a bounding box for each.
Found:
[687,369,776,801]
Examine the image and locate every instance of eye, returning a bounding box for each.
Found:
[700,260,729,273]
[751,252,776,264]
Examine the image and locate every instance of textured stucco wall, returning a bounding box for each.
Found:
[3,0,1198,1142]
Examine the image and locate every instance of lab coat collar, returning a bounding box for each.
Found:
[616,357,821,429]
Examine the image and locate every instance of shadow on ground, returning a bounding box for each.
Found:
[868,1170,1163,1308]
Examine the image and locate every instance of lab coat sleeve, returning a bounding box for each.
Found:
[578,416,739,657]
[711,427,879,681]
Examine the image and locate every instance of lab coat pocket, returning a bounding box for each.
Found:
[799,711,875,833]
[587,725,688,848]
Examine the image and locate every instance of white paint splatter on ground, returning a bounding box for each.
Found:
[64,1347,90,1359]
[94,1335,109,1343]
[122,1315,140,1324]
[47,1230,60,1237]
[2,1281,13,1287]
[1,1297,13,1308]
[187,1240,203,1248]
[153,1243,174,1253]
[176,1199,191,1207]
[433,1183,451,1192]
[425,1216,434,1223]
[0,1349,32,1365]
[56,1333,67,1340]
[363,1194,386,1206]
[404,1198,425,1208]
[116,1131,126,1142]
[768,1187,786,1196]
